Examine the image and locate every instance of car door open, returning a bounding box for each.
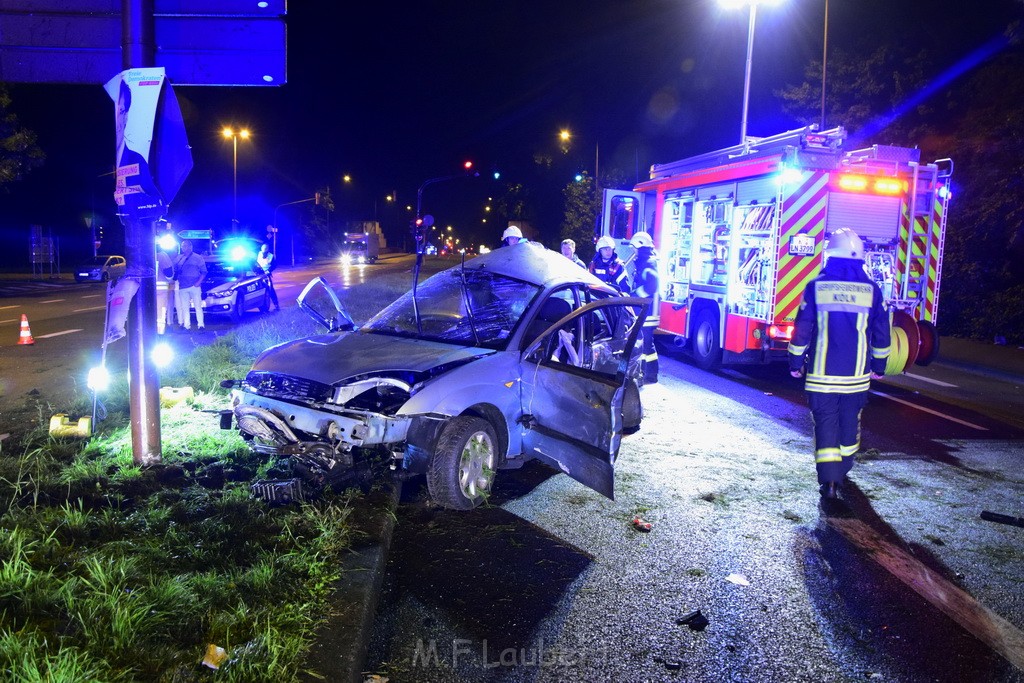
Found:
[519,297,647,499]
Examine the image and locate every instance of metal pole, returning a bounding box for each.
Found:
[122,0,161,466]
[821,0,829,130]
[232,134,238,225]
[739,3,757,148]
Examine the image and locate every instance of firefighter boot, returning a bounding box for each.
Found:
[818,482,839,499]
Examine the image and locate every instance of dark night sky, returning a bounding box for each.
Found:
[0,0,1019,262]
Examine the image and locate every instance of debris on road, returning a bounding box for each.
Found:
[980,510,1024,529]
[677,609,710,631]
[201,644,228,669]
[631,516,653,532]
[725,573,751,586]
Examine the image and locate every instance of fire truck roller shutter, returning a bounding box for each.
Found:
[697,184,734,201]
[737,177,779,205]
[827,193,902,244]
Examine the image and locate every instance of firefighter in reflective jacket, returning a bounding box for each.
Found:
[788,228,890,499]
[589,235,629,292]
[629,231,660,384]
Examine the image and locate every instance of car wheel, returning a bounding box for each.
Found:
[101,272,110,282]
[427,416,498,510]
[692,309,722,371]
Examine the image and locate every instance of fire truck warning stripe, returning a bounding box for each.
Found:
[776,257,823,321]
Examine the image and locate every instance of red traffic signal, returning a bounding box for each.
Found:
[463,161,473,171]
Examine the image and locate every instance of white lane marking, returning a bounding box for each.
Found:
[902,372,957,388]
[870,390,988,431]
[36,329,83,339]
[39,299,65,304]
[73,306,106,313]
[81,294,102,299]
[0,318,18,325]
[0,305,17,310]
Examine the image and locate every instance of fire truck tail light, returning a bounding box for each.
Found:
[873,178,906,195]
[837,175,869,192]
[768,324,793,340]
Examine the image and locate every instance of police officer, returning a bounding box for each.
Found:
[256,243,280,311]
[788,228,891,499]
[589,235,629,291]
[629,231,660,384]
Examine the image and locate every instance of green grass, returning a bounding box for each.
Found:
[0,259,449,681]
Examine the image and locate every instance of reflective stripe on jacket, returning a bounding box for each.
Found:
[788,258,891,394]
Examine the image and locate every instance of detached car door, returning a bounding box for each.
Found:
[519,297,647,500]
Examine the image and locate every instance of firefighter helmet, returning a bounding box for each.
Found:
[596,235,616,251]
[825,228,865,260]
[629,232,654,249]
[502,226,523,241]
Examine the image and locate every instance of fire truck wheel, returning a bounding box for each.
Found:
[915,320,940,366]
[692,309,723,371]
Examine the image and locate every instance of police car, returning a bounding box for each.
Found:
[202,257,272,322]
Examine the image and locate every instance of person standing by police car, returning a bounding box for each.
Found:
[629,232,660,384]
[589,235,629,292]
[788,228,890,499]
[173,239,207,330]
[256,243,280,311]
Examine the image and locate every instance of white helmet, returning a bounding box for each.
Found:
[825,228,865,260]
[596,235,616,251]
[629,231,654,249]
[502,225,523,241]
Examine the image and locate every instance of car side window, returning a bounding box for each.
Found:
[525,297,637,379]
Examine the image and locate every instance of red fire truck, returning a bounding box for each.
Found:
[600,125,952,373]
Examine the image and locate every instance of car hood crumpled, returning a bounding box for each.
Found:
[249,330,494,386]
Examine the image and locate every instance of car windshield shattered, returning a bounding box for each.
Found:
[362,268,540,349]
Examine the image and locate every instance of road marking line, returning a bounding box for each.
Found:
[902,372,958,388]
[72,306,106,313]
[36,329,83,339]
[870,390,988,431]
[0,305,17,310]
[81,294,102,299]
[39,299,65,304]
[0,318,18,324]
[829,516,1024,672]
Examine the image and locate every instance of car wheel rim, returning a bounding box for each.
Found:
[458,430,495,500]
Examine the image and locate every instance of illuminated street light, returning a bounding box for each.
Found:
[222,127,250,225]
[719,0,783,147]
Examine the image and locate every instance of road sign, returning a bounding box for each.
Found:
[177,230,212,240]
[0,2,286,86]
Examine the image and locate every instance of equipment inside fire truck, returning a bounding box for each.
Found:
[601,125,952,373]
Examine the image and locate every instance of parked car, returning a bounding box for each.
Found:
[224,242,647,509]
[75,255,126,283]
[201,257,272,322]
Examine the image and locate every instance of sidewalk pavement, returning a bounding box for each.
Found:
[935,336,1024,383]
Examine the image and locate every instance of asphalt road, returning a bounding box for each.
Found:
[365,353,1024,682]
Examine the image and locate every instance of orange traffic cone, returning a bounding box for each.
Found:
[17,314,34,345]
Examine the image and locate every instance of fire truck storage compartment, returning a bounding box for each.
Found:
[693,198,732,287]
[662,193,694,304]
[730,203,776,320]
[826,191,902,244]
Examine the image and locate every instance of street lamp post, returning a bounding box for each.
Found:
[222,127,250,225]
[719,0,782,148]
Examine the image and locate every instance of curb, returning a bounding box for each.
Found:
[301,481,401,683]
[932,357,1024,385]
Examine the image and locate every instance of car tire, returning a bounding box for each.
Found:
[101,273,110,282]
[427,416,498,510]
[692,308,722,371]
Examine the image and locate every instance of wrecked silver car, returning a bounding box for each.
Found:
[224,242,647,509]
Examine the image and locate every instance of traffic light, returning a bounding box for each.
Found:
[463,160,473,172]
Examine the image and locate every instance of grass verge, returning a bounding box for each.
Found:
[0,257,452,681]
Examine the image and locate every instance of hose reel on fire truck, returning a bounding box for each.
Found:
[884,309,939,375]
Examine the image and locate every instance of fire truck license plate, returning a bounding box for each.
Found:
[789,233,815,256]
